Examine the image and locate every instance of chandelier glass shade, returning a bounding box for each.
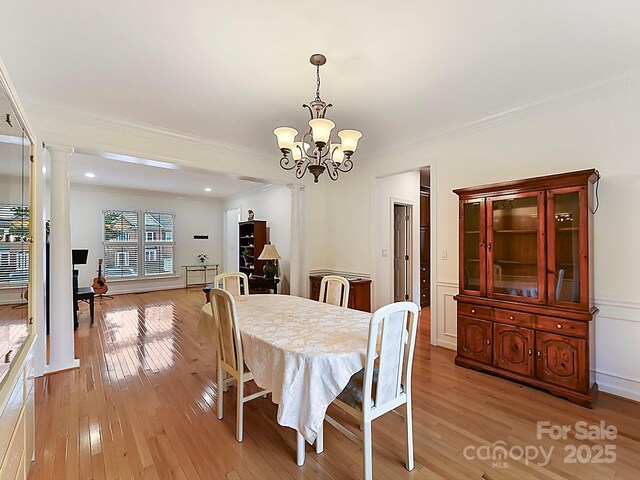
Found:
[274,54,362,183]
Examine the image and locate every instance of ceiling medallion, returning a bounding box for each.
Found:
[273,54,362,183]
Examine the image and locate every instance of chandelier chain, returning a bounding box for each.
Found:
[315,65,321,101]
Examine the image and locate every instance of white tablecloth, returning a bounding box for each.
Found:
[197,294,372,443]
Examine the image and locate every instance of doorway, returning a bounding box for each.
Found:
[393,203,412,302]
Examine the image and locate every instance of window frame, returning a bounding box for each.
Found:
[102,209,176,280]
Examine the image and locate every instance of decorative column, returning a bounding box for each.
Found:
[47,144,79,373]
[288,184,304,297]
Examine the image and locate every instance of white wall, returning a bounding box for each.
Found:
[223,185,292,293]
[373,171,421,309]
[318,81,640,400]
[70,186,223,293]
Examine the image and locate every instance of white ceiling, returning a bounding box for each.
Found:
[1,0,640,157]
[68,151,265,198]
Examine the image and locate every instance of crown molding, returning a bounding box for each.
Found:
[23,94,272,159]
[376,68,640,157]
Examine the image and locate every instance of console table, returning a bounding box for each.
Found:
[183,264,219,287]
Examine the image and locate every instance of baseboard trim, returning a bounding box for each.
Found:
[595,371,640,402]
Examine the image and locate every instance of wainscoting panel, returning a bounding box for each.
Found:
[435,280,458,351]
[594,298,640,401]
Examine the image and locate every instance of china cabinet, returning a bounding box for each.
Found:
[0,58,37,478]
[454,169,599,407]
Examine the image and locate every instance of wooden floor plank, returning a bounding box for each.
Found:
[27,288,640,479]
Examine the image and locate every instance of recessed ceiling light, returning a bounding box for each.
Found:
[204,187,212,192]
[85,172,96,178]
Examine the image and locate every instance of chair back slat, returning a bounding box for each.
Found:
[362,301,419,411]
[210,288,242,371]
[214,272,249,296]
[375,310,408,405]
[319,275,350,308]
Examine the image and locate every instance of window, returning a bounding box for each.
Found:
[144,213,174,276]
[0,204,29,286]
[102,210,174,279]
[145,247,157,262]
[103,210,138,278]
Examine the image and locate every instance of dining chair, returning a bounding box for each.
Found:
[210,288,268,442]
[214,271,249,296]
[319,275,350,308]
[321,301,420,479]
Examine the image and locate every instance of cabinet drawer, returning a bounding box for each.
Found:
[0,411,24,480]
[536,316,588,337]
[0,370,24,458]
[494,308,535,327]
[458,303,492,320]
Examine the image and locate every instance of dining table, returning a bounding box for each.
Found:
[197,294,372,466]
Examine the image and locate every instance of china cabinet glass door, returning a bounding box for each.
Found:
[487,192,545,303]
[0,102,31,383]
[459,198,486,296]
[546,186,588,309]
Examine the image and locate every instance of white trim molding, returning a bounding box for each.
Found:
[593,297,640,401]
[435,280,458,351]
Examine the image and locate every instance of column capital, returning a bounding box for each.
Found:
[45,143,74,155]
[287,183,305,192]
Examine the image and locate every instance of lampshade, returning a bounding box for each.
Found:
[338,130,362,154]
[330,144,344,164]
[309,118,335,146]
[273,127,298,150]
[258,244,282,261]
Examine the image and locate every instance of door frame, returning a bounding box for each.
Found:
[390,198,416,304]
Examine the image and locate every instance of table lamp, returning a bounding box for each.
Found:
[258,244,281,281]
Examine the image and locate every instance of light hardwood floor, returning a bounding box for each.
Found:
[28,289,640,479]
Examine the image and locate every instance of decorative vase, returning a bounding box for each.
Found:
[263,260,276,281]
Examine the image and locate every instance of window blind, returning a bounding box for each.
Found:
[0,204,29,286]
[103,210,139,278]
[143,213,174,276]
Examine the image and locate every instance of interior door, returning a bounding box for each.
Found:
[393,204,409,302]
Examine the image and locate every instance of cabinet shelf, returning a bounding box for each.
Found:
[494,260,537,265]
[493,229,537,233]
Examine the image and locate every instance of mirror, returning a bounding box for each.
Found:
[0,86,30,384]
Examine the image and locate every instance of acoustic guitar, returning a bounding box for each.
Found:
[92,259,109,295]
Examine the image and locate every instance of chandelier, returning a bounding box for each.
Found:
[273,54,362,183]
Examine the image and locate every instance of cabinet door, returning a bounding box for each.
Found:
[546,186,589,309]
[457,316,492,364]
[487,192,546,303]
[493,323,534,376]
[459,199,486,296]
[535,331,587,392]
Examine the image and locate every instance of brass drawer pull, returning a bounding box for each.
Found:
[557,324,562,329]
[509,315,514,320]
[471,309,476,314]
